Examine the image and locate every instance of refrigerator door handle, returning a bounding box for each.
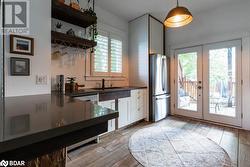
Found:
[156,98,165,100]
[161,57,165,92]
[155,95,171,100]
[162,56,167,93]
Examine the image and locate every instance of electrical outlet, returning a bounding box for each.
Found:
[36,75,47,85]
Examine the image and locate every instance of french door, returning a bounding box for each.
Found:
[175,46,203,119]
[174,40,242,126]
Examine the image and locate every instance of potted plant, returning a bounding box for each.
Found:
[56,22,62,32]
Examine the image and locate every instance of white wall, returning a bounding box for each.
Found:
[5,0,51,97]
[51,0,129,90]
[166,0,250,49]
[4,0,130,96]
[166,0,250,130]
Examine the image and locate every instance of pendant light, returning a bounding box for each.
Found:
[164,0,193,28]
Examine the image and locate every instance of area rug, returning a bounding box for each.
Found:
[129,127,232,167]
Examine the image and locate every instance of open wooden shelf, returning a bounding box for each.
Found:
[52,0,97,28]
[51,31,97,49]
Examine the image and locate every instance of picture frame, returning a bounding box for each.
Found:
[10,57,30,76]
[10,34,34,55]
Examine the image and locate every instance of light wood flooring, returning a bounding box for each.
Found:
[67,116,250,167]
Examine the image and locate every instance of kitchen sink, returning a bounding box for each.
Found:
[91,87,124,90]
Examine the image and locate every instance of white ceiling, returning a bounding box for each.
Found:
[95,0,237,22]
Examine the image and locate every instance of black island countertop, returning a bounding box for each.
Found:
[0,93,118,160]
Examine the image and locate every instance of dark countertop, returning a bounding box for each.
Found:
[0,93,118,154]
[66,86,147,97]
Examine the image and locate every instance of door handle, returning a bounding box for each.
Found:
[197,86,202,89]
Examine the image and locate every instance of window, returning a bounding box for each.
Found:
[93,33,123,75]
[94,35,109,73]
[111,38,122,73]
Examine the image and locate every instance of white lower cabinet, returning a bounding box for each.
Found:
[98,89,147,131]
[118,97,131,128]
[130,89,146,123]
[98,100,116,132]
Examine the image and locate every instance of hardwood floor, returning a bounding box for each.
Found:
[67,117,250,167]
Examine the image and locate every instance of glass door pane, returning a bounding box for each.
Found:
[175,46,203,119]
[208,47,236,117]
[177,52,198,111]
[203,40,242,127]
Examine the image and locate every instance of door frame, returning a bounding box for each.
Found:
[173,40,242,127]
[174,46,203,119]
[203,40,242,127]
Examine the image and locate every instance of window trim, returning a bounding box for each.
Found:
[91,30,124,77]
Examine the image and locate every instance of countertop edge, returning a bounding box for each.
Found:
[66,86,147,97]
[0,112,118,154]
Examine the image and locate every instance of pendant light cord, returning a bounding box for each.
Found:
[176,0,179,6]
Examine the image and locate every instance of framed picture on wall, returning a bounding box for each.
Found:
[10,57,30,76]
[10,35,34,55]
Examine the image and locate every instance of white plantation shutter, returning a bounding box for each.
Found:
[93,31,123,75]
[94,34,109,73]
[111,38,122,73]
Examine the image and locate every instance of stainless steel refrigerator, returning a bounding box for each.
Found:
[149,54,170,122]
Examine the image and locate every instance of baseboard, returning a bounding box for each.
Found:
[171,114,245,130]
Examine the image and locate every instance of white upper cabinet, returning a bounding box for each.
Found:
[150,17,164,55]
[129,15,149,86]
[128,15,164,86]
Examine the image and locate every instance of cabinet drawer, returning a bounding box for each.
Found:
[130,89,146,123]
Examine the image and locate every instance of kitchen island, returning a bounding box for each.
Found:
[0,93,118,166]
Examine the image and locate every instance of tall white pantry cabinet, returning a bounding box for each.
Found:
[128,14,165,121]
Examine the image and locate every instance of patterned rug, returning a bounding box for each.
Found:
[129,127,232,167]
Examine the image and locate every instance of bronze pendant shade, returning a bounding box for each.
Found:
[164,0,193,28]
